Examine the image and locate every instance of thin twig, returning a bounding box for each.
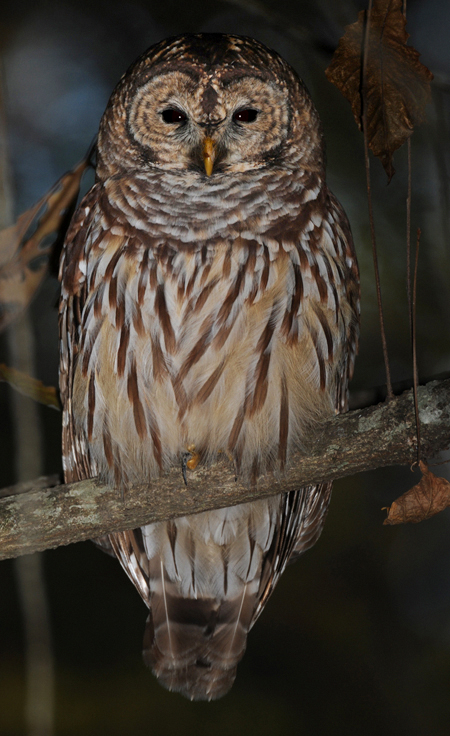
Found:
[403,0,413,338]
[412,228,421,463]
[403,0,421,466]
[406,138,412,335]
[362,0,394,399]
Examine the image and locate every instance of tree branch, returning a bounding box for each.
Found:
[1,378,449,561]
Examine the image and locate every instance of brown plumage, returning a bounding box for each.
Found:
[59,33,360,700]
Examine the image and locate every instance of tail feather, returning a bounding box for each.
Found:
[109,492,332,700]
[143,586,256,700]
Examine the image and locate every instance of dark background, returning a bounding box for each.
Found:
[1,0,450,734]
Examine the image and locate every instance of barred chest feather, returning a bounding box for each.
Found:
[61,171,357,488]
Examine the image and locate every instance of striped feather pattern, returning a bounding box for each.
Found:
[59,33,360,700]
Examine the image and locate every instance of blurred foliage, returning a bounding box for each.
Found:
[1,0,450,734]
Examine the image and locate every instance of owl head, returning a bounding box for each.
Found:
[97,34,324,182]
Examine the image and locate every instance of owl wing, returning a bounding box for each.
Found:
[59,186,116,555]
[253,483,332,622]
[59,186,98,486]
[286,190,360,565]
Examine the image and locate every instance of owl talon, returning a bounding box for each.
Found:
[185,444,201,471]
[186,451,201,471]
[181,453,189,486]
[181,447,201,483]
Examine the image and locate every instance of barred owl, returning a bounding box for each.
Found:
[59,33,359,700]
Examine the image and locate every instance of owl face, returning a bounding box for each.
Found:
[97,34,324,181]
[128,70,290,174]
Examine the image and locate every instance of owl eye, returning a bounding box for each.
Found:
[232,108,259,124]
[161,108,187,124]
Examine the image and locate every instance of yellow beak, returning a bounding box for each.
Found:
[203,137,215,176]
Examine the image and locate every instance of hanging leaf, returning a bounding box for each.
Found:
[325,0,433,181]
[0,363,60,409]
[0,147,94,333]
[383,461,450,525]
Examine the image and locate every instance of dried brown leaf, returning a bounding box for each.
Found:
[325,0,433,181]
[0,150,92,332]
[383,460,450,525]
[0,363,60,409]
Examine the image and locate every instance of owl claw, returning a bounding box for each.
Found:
[186,445,201,471]
[181,453,189,486]
[181,446,201,484]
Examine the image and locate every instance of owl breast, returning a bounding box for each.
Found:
[67,171,351,489]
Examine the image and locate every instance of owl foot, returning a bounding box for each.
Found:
[186,444,201,471]
[181,445,201,485]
